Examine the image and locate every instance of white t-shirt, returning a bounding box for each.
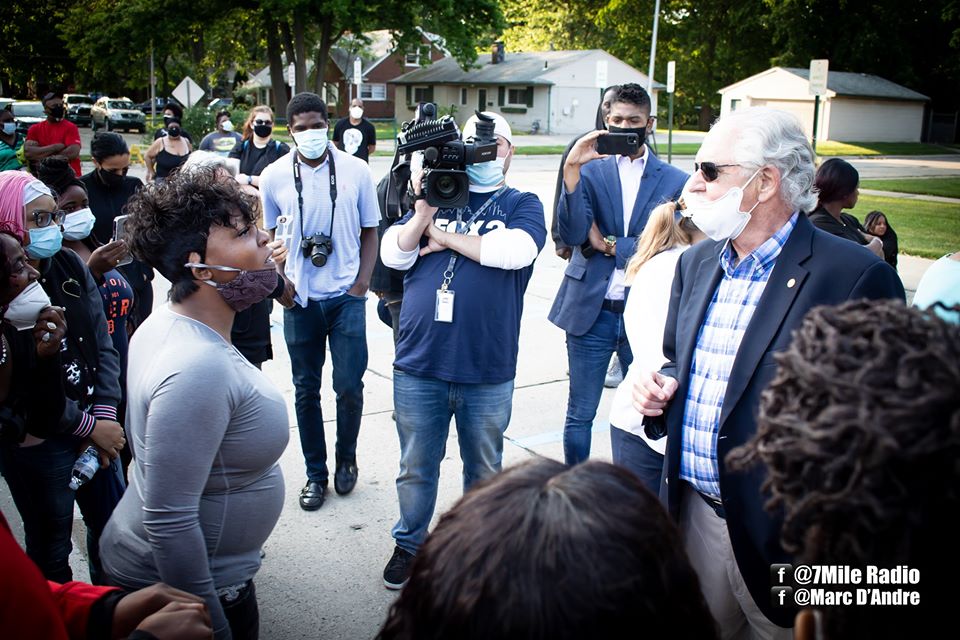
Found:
[609,245,688,453]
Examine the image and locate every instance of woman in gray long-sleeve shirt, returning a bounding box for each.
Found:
[100,167,289,640]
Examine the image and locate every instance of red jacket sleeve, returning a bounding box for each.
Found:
[1,512,121,640]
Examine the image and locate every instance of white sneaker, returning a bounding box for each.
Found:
[604,354,623,388]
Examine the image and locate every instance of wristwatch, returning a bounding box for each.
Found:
[603,235,617,253]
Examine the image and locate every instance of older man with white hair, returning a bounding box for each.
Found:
[379,111,546,590]
[632,107,904,638]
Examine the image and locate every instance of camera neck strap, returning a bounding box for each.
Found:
[293,147,337,242]
[440,185,507,292]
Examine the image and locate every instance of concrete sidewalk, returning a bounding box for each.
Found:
[0,155,940,640]
[860,188,960,204]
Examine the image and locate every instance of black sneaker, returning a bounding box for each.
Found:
[383,545,415,590]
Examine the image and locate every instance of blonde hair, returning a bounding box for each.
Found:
[241,105,274,142]
[625,202,692,283]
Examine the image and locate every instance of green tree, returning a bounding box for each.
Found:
[1,1,76,96]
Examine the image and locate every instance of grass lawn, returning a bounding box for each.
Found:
[815,141,959,156]
[855,195,960,259]
[859,178,960,199]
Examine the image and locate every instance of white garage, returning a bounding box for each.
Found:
[718,67,929,142]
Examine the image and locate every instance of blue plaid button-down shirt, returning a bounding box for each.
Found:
[679,213,799,498]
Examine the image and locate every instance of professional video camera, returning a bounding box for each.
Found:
[388,103,498,209]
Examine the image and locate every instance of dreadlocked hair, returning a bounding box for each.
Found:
[727,299,960,637]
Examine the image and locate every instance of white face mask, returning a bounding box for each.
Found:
[221,119,234,132]
[293,128,329,160]
[62,207,96,241]
[4,281,51,331]
[680,168,762,242]
[349,106,364,120]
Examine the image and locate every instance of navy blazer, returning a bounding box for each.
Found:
[549,150,688,336]
[660,213,905,627]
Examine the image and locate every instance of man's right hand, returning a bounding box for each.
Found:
[133,601,213,640]
[562,130,609,193]
[632,371,679,416]
[555,247,572,260]
[91,419,124,459]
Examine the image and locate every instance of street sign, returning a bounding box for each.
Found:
[353,58,362,85]
[666,60,676,94]
[595,60,608,89]
[172,76,204,109]
[809,59,829,96]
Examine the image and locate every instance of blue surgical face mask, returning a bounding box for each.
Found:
[26,225,63,259]
[62,207,96,241]
[1,122,15,136]
[293,128,329,160]
[466,157,506,192]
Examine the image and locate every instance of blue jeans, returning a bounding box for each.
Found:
[610,426,665,497]
[563,309,633,465]
[284,294,367,484]
[0,437,126,583]
[391,369,514,554]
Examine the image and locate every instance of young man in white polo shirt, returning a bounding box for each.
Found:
[259,92,380,511]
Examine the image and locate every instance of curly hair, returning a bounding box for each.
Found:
[608,83,651,113]
[377,459,717,640]
[123,165,258,303]
[37,156,85,198]
[727,299,960,637]
[286,92,327,125]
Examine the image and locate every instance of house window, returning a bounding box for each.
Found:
[461,88,468,105]
[409,85,433,105]
[405,45,431,67]
[730,98,741,111]
[507,86,534,107]
[360,83,387,101]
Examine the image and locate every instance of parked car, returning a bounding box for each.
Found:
[0,97,14,112]
[63,93,95,127]
[10,101,45,136]
[137,96,178,114]
[92,97,146,133]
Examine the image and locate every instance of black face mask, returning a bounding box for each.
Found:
[253,124,273,138]
[167,127,181,138]
[99,168,126,188]
[607,124,647,146]
[49,106,65,120]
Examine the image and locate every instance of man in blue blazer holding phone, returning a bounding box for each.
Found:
[550,83,688,465]
[633,107,904,638]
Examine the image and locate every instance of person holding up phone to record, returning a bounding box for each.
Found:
[549,83,689,466]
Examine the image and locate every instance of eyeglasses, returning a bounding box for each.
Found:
[694,162,742,182]
[32,209,67,228]
[254,119,273,126]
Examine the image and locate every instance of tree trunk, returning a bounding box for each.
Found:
[279,20,296,68]
[293,9,308,94]
[266,21,289,123]
[312,14,335,95]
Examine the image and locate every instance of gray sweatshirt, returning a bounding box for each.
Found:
[100,307,289,639]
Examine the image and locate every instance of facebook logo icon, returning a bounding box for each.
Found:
[771,564,794,585]
[771,587,793,607]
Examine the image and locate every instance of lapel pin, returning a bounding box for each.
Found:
[787,278,796,288]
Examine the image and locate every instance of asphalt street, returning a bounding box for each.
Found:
[1,147,948,639]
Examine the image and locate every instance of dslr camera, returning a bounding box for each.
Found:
[302,232,333,267]
[393,103,498,209]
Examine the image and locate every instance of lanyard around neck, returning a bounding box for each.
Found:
[440,186,508,291]
[294,150,337,239]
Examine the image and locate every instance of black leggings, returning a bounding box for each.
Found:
[222,580,260,640]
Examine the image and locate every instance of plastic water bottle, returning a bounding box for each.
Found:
[69,446,99,491]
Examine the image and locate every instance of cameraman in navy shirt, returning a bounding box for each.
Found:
[379,112,546,590]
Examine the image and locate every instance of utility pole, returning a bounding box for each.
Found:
[150,41,156,122]
[646,0,661,98]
